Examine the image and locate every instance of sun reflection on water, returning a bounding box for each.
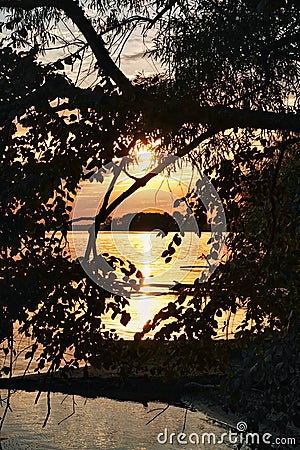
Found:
[126,233,160,333]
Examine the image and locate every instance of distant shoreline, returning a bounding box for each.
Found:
[71,211,210,232]
[71,227,211,232]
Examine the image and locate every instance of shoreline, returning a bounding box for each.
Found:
[0,339,241,427]
[0,369,240,430]
[0,369,223,404]
[2,364,299,444]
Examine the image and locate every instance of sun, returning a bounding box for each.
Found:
[132,143,155,172]
[138,151,153,171]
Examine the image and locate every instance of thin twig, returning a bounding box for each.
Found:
[58,395,76,425]
[182,408,188,432]
[123,168,140,181]
[60,394,69,405]
[145,404,170,425]
[148,0,178,26]
[34,362,54,405]
[0,322,14,431]
[74,46,86,86]
[146,407,166,414]
[42,365,54,428]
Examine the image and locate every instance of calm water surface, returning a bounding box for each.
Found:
[71,231,243,339]
[0,392,236,449]
[6,231,243,377]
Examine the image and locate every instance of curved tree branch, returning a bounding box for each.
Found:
[198,106,300,133]
[1,1,299,134]
[83,128,219,261]
[62,0,134,95]
[0,0,134,95]
[94,128,219,234]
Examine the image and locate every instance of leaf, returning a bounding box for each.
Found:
[108,311,117,322]
[134,332,143,341]
[6,21,14,30]
[165,257,172,264]
[19,28,28,38]
[86,159,96,170]
[177,293,186,305]
[54,60,64,71]
[173,234,182,246]
[143,320,151,333]
[38,359,45,370]
[2,366,10,375]
[64,56,73,65]
[168,247,175,256]
[120,311,131,327]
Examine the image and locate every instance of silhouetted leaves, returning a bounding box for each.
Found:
[0,3,299,434]
[120,311,131,327]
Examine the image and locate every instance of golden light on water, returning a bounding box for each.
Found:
[123,233,165,335]
[128,296,157,335]
[141,234,152,254]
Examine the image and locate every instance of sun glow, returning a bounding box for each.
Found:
[131,140,162,173]
[134,150,154,173]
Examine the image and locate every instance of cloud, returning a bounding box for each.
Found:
[122,50,146,62]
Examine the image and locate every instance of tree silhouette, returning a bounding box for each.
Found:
[0,0,299,434]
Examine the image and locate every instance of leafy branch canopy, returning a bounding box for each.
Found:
[0,3,299,432]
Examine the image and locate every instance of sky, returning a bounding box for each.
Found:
[72,152,199,225]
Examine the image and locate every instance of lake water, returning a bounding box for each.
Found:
[0,392,237,449]
[7,232,219,370]
[70,231,243,340]
[72,230,209,339]
[6,231,242,377]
